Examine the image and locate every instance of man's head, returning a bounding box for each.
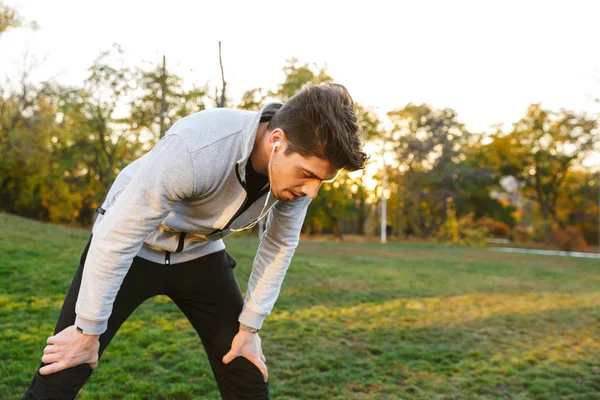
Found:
[264,83,368,201]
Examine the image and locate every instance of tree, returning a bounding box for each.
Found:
[265,58,359,236]
[215,41,228,108]
[46,45,147,224]
[0,55,84,222]
[387,104,494,236]
[237,58,375,238]
[270,58,332,101]
[130,56,208,140]
[354,103,383,234]
[485,104,598,226]
[557,170,599,245]
[305,171,363,238]
[0,2,37,37]
[238,88,266,111]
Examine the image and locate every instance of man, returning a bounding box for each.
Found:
[22,82,367,399]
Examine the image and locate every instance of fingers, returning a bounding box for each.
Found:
[41,353,61,364]
[221,350,238,365]
[43,344,59,354]
[90,361,98,370]
[47,325,77,345]
[242,355,269,383]
[39,360,67,376]
[222,352,268,382]
[46,335,66,345]
[254,358,268,383]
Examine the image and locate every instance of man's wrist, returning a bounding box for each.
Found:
[75,315,107,335]
[74,326,99,338]
[238,306,267,330]
[239,322,259,333]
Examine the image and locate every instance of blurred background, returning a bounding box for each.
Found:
[1,0,599,252]
[2,2,600,399]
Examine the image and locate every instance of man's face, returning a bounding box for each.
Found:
[269,148,340,201]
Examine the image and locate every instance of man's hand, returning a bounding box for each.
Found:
[222,330,268,382]
[39,325,100,375]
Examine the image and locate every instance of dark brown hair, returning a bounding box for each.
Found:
[266,83,368,171]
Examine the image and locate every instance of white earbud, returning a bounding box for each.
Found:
[274,141,281,149]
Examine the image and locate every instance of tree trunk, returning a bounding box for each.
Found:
[159,55,168,138]
[332,216,342,240]
[216,41,227,108]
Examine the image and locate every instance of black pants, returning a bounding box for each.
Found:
[21,235,270,399]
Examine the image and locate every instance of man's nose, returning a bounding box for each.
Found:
[302,181,322,199]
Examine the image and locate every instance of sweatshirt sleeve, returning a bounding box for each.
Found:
[238,196,311,330]
[75,134,195,335]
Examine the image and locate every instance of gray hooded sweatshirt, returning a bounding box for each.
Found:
[75,103,312,335]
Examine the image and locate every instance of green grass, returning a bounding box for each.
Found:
[1,212,599,399]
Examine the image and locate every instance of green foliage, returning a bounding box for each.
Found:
[457,213,488,247]
[437,199,488,246]
[0,72,85,222]
[270,58,333,101]
[130,56,208,139]
[0,2,37,36]
[354,103,384,142]
[387,103,496,237]
[238,88,266,111]
[484,104,598,225]
[0,29,597,247]
[305,171,367,238]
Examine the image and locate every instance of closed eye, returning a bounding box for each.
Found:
[299,166,331,182]
[298,169,313,179]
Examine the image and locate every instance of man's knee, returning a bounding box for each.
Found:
[208,330,269,398]
[218,357,270,399]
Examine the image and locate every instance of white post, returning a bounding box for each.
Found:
[381,153,387,244]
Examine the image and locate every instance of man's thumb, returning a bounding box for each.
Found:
[222,350,237,365]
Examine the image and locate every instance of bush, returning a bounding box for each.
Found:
[438,212,487,247]
[513,225,533,243]
[477,217,510,238]
[458,213,488,247]
[581,221,599,247]
[519,220,588,251]
[437,214,460,244]
[552,227,587,252]
[532,220,555,244]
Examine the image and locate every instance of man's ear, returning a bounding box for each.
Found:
[269,128,286,148]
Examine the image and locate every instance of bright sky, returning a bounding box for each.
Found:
[2,0,599,167]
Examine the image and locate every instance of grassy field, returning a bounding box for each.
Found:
[1,212,599,399]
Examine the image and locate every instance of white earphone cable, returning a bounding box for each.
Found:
[230,141,279,232]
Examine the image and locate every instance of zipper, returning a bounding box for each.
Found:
[224,166,271,231]
[176,232,187,252]
[207,164,251,236]
[164,232,187,265]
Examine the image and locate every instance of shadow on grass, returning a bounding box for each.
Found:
[4,292,600,399]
